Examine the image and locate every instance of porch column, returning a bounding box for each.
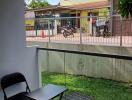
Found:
[0,1,39,99]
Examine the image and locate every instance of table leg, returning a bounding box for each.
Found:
[59,92,64,100]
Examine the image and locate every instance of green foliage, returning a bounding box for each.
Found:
[118,0,132,18]
[29,0,49,8]
[42,72,132,100]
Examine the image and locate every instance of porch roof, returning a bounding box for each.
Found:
[25,5,76,13]
[68,1,110,10]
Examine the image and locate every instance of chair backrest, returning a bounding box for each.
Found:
[0,72,31,99]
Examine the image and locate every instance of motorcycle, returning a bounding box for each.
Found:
[60,25,76,38]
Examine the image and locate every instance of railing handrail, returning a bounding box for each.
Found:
[37,48,132,60]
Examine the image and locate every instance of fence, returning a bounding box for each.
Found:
[26,16,132,47]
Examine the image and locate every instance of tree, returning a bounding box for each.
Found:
[29,0,49,8]
[118,0,132,18]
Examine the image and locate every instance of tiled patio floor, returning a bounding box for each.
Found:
[62,92,93,100]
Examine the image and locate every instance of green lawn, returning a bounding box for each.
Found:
[42,72,132,100]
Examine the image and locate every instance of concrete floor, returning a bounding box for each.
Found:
[62,92,93,100]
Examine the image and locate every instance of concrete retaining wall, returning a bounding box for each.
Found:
[28,41,132,82]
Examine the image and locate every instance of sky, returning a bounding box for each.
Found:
[48,0,59,5]
[25,0,60,5]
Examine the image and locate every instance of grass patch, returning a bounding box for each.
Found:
[42,72,132,100]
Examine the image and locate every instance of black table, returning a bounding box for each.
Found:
[26,84,67,100]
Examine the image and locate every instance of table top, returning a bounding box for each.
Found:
[26,84,67,100]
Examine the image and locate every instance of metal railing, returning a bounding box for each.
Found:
[37,47,132,60]
[26,16,132,47]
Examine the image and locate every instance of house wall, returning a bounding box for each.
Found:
[112,16,132,36]
[25,11,35,30]
[0,0,39,99]
[113,0,118,10]
[27,42,132,83]
[99,8,109,16]
[112,0,132,35]
[80,10,90,33]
